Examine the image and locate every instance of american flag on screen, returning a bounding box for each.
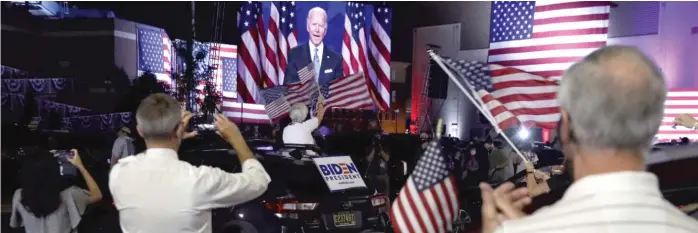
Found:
[656,89,698,142]
[237,1,264,103]
[137,25,174,87]
[391,140,459,233]
[195,43,239,102]
[342,2,389,111]
[367,5,392,110]
[323,72,374,109]
[480,1,611,129]
[268,1,298,85]
[298,63,315,84]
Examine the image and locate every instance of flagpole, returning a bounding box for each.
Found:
[427,50,528,163]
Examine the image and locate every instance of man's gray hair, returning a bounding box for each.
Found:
[289,103,308,123]
[136,93,182,141]
[558,45,666,151]
[306,7,327,24]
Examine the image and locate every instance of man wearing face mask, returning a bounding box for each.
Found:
[284,7,344,85]
[479,46,698,233]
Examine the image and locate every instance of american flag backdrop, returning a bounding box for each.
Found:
[390,140,459,233]
[367,5,392,111]
[657,89,698,142]
[262,2,279,87]
[342,2,390,110]
[237,1,264,103]
[342,2,369,80]
[194,43,239,102]
[137,25,174,87]
[480,1,611,129]
[218,44,270,123]
[269,1,299,85]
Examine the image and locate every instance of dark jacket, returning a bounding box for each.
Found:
[283,43,344,86]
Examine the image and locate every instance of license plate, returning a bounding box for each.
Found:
[333,212,356,227]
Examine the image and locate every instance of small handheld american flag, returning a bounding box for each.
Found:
[298,63,316,84]
[260,85,290,121]
[390,139,459,233]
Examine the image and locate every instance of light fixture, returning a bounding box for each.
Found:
[518,128,529,139]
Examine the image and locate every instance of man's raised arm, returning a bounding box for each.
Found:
[193,114,271,209]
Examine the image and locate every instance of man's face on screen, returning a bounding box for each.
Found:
[307,11,327,46]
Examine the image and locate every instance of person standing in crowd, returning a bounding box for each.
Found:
[109,93,270,233]
[111,126,135,167]
[480,46,698,233]
[10,149,103,233]
[364,140,390,195]
[486,139,513,183]
[460,142,491,187]
[283,96,326,146]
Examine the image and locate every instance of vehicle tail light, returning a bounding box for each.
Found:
[263,199,319,213]
[371,195,388,207]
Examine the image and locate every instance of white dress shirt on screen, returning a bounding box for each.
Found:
[109,148,271,233]
[495,171,698,233]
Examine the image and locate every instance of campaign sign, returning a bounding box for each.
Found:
[312,156,367,192]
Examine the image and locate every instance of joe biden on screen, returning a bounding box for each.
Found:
[284,7,344,86]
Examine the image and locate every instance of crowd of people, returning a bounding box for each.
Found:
[7,45,698,233]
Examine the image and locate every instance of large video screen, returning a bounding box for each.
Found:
[237,1,392,110]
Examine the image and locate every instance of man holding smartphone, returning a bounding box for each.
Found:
[109,93,270,233]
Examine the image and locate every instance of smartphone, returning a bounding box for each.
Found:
[54,150,77,176]
[189,114,217,134]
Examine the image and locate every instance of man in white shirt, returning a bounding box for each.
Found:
[109,93,270,233]
[479,46,698,233]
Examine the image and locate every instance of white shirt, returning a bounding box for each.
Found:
[496,171,698,233]
[109,148,271,233]
[282,118,319,145]
[309,42,324,82]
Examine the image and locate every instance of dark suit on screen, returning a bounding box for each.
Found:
[283,43,344,86]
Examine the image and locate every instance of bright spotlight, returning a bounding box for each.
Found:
[518,128,529,139]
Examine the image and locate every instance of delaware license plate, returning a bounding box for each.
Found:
[333,212,356,227]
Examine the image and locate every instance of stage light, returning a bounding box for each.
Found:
[518,128,530,139]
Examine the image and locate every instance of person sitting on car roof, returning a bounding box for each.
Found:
[283,94,326,147]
